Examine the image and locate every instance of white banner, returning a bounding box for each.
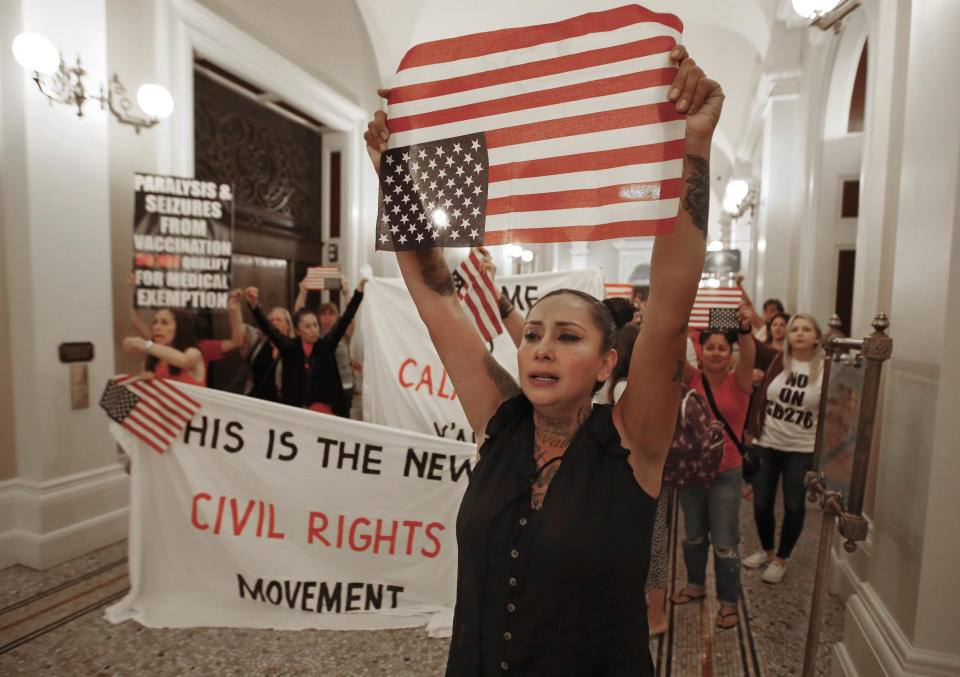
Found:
[106,385,474,632]
[361,268,604,442]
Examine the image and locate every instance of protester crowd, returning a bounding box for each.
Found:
[118,43,831,675]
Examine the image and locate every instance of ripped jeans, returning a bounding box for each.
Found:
[678,466,743,607]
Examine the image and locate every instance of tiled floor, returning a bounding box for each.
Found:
[0,493,842,676]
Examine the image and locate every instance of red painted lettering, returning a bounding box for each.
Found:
[421,522,445,558]
[398,358,417,387]
[191,492,212,530]
[308,511,330,545]
[415,365,434,395]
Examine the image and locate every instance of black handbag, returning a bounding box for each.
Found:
[700,375,762,481]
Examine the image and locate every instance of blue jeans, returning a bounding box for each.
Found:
[751,445,813,559]
[678,466,743,607]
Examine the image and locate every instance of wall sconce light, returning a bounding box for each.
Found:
[792,0,862,32]
[722,179,758,219]
[11,32,174,134]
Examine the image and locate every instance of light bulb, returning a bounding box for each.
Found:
[431,208,448,228]
[724,179,750,204]
[791,0,842,19]
[708,240,724,252]
[136,84,174,118]
[521,249,534,262]
[722,195,741,215]
[11,33,60,75]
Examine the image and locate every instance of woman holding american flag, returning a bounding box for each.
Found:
[366,40,722,676]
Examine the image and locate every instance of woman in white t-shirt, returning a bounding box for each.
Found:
[742,314,824,584]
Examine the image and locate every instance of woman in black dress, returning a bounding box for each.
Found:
[365,45,723,676]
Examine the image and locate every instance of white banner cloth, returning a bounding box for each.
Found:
[360,268,604,442]
[105,385,474,632]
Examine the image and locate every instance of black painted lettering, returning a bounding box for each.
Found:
[365,583,383,610]
[316,436,337,466]
[317,582,342,613]
[362,444,383,475]
[183,415,208,446]
[223,420,244,453]
[301,581,317,611]
[277,431,297,461]
[404,449,428,477]
[346,582,363,611]
[237,573,264,601]
[427,453,444,481]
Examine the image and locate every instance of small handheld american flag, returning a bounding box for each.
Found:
[689,287,744,331]
[99,375,201,454]
[604,283,634,298]
[304,266,341,291]
[452,250,504,342]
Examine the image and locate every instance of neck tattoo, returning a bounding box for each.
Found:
[530,407,587,511]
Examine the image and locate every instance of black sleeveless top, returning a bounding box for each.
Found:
[446,395,658,676]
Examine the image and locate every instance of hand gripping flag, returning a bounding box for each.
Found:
[689,287,744,331]
[99,375,201,454]
[452,250,504,342]
[376,4,685,251]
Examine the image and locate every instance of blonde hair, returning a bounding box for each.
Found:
[268,307,296,337]
[783,313,824,380]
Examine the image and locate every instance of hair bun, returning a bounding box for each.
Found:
[602,297,635,330]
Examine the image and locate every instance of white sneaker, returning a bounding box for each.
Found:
[742,550,771,569]
[762,560,787,584]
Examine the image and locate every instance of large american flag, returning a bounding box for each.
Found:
[452,250,504,341]
[99,375,201,454]
[377,4,685,250]
[689,287,744,331]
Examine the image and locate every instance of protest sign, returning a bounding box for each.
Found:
[132,173,234,311]
[360,268,604,441]
[105,385,473,631]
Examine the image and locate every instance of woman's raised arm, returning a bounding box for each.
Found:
[365,105,519,436]
[614,46,724,482]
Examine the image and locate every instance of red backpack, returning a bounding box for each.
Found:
[663,387,725,489]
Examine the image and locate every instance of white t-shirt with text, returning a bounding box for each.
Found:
[757,360,822,453]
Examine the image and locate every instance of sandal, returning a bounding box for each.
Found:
[670,589,706,605]
[715,607,738,629]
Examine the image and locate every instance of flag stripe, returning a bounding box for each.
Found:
[389,51,672,119]
[489,138,684,183]
[390,35,676,104]
[131,404,177,439]
[485,197,677,230]
[390,91,678,148]
[486,120,684,167]
[121,421,166,455]
[486,178,681,215]
[397,5,682,71]
[130,381,189,423]
[461,252,502,329]
[132,395,180,430]
[124,412,169,449]
[487,159,683,200]
[152,378,202,411]
[137,380,194,420]
[461,292,493,341]
[389,68,675,134]
[488,101,681,149]
[484,217,676,245]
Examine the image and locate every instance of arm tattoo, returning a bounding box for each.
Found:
[482,351,521,400]
[672,359,684,382]
[683,154,710,238]
[414,249,456,296]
